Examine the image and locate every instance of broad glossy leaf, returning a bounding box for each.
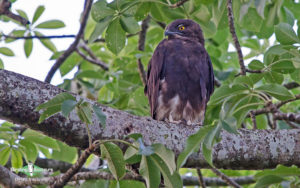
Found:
[38,106,61,123]
[202,142,213,167]
[221,119,238,134]
[209,84,248,105]
[23,135,60,150]
[240,8,263,32]
[263,45,287,65]
[152,144,176,174]
[105,18,126,55]
[264,71,284,84]
[89,16,112,43]
[255,0,267,19]
[77,102,93,124]
[275,23,300,45]
[36,92,75,111]
[0,47,14,56]
[101,142,126,180]
[0,146,10,165]
[34,31,57,52]
[255,175,286,188]
[61,99,77,118]
[35,20,65,29]
[124,143,140,164]
[91,0,115,22]
[92,105,106,128]
[135,2,151,21]
[256,84,294,101]
[151,154,183,188]
[255,165,300,178]
[177,124,214,169]
[248,60,264,70]
[24,33,33,57]
[291,69,300,81]
[212,0,228,29]
[59,53,81,77]
[139,156,160,188]
[52,141,77,163]
[270,60,295,74]
[11,148,23,169]
[19,139,38,162]
[32,5,45,24]
[120,16,140,34]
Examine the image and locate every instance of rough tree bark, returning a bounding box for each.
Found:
[0,69,300,170]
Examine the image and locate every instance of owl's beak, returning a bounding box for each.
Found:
[164,30,182,36]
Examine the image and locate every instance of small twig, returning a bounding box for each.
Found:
[284,120,300,129]
[50,140,100,188]
[0,0,29,26]
[137,16,150,86]
[210,167,241,188]
[246,69,264,74]
[266,113,273,129]
[196,168,206,188]
[284,82,300,90]
[271,115,277,129]
[76,47,109,71]
[227,0,246,76]
[276,94,300,109]
[169,0,190,8]
[1,34,76,40]
[44,0,93,83]
[93,33,137,43]
[249,111,257,129]
[273,112,300,124]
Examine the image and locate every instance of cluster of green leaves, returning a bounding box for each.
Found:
[35,92,106,127]
[3,5,65,58]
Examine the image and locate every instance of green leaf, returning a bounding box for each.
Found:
[275,23,300,45]
[202,142,213,167]
[34,31,57,52]
[124,144,141,164]
[177,124,214,169]
[138,138,154,156]
[24,33,33,57]
[248,60,264,70]
[110,180,145,188]
[19,139,38,162]
[105,18,126,55]
[89,16,112,43]
[35,20,65,29]
[256,84,294,101]
[255,165,300,178]
[0,58,3,69]
[61,99,77,118]
[23,134,60,151]
[209,84,248,105]
[135,2,151,21]
[151,154,183,188]
[36,92,75,111]
[77,102,93,124]
[255,175,286,188]
[0,146,11,165]
[59,53,81,77]
[51,141,77,163]
[16,9,28,21]
[92,105,106,128]
[11,148,23,169]
[38,106,61,123]
[32,5,45,24]
[101,142,126,180]
[221,119,238,134]
[152,144,176,174]
[270,60,295,74]
[264,71,284,84]
[255,0,267,19]
[240,8,263,32]
[120,16,140,34]
[91,0,115,22]
[139,156,160,188]
[0,47,14,56]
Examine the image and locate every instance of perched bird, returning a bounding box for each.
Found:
[144,19,214,125]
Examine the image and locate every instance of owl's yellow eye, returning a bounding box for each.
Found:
[178,26,185,31]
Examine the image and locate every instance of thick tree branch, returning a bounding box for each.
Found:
[1,69,300,170]
[0,0,29,26]
[227,0,246,75]
[137,16,150,86]
[44,0,93,83]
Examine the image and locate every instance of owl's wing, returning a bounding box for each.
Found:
[144,40,167,118]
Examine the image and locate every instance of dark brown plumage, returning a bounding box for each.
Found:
[144,19,214,125]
